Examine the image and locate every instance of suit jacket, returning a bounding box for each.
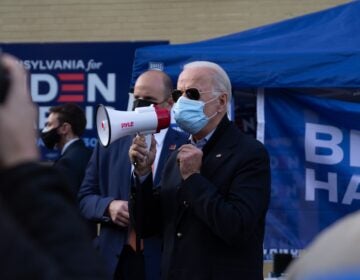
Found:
[54,139,92,197]
[78,127,189,278]
[133,116,271,280]
[0,162,109,280]
[54,139,94,237]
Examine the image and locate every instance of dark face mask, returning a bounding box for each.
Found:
[132,99,156,111]
[40,126,61,150]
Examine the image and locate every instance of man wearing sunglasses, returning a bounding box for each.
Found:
[78,70,188,280]
[130,61,271,280]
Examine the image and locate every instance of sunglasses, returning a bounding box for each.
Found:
[172,88,216,102]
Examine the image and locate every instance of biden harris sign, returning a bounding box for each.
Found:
[262,90,360,252]
[0,41,167,160]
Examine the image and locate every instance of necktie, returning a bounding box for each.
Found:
[127,224,143,252]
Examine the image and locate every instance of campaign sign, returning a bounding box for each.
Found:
[0,41,167,161]
[263,90,360,254]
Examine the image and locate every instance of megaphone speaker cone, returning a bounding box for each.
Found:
[96,104,111,147]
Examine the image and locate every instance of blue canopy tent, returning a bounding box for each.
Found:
[130,0,360,255]
[131,1,360,88]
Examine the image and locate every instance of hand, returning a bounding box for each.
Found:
[108,200,129,227]
[129,134,156,176]
[0,54,39,168]
[177,144,202,180]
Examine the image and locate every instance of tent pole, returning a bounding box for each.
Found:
[256,88,265,143]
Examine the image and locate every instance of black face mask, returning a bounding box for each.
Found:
[132,99,156,111]
[40,127,61,150]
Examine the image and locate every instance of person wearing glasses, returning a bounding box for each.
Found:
[78,70,188,280]
[129,61,271,280]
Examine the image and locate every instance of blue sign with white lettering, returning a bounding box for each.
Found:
[263,90,360,251]
[0,42,167,161]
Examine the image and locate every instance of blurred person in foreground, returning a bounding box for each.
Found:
[0,54,109,280]
[78,70,188,279]
[286,210,360,280]
[129,61,271,280]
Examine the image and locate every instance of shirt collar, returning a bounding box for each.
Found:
[189,129,215,149]
[154,127,168,147]
[61,138,79,155]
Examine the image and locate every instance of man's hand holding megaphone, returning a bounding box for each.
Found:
[129,134,157,177]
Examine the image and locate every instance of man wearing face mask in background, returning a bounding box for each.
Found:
[41,103,92,198]
[78,70,188,279]
[129,61,271,280]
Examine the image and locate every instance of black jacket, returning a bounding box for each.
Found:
[133,117,271,280]
[0,162,109,280]
[54,139,92,197]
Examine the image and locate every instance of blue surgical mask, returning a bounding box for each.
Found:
[173,96,218,134]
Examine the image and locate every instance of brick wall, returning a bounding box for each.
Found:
[0,0,350,43]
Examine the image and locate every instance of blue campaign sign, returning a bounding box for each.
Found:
[0,41,167,160]
[263,90,360,252]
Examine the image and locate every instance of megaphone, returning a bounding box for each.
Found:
[96,104,170,147]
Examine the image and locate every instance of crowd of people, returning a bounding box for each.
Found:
[2,48,358,280]
[0,52,273,280]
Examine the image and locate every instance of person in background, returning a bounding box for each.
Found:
[0,54,109,279]
[129,61,271,280]
[78,70,188,279]
[41,103,92,197]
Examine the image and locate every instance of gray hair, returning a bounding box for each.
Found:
[183,61,232,105]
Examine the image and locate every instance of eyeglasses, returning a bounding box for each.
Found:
[172,88,215,102]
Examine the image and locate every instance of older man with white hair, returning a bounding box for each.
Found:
[129,61,271,280]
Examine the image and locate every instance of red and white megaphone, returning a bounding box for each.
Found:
[96,104,170,147]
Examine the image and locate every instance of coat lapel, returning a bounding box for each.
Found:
[201,117,237,177]
[154,127,189,185]
[201,145,234,179]
[175,117,237,227]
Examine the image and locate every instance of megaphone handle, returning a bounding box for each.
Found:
[144,134,152,151]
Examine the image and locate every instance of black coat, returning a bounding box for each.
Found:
[54,139,92,197]
[0,162,109,280]
[133,117,271,280]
